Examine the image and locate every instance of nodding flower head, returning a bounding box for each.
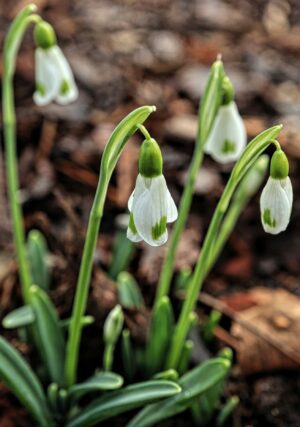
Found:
[260,149,293,235]
[33,21,78,106]
[204,101,246,164]
[127,134,178,247]
[204,76,246,164]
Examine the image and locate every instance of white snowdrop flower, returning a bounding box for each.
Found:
[127,134,178,247]
[33,21,78,106]
[204,101,246,164]
[260,149,293,235]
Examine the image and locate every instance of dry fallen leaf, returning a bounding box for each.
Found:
[223,288,300,374]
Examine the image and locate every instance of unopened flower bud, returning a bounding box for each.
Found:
[103,305,124,345]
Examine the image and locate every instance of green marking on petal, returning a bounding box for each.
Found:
[129,213,138,235]
[263,208,276,228]
[152,216,167,240]
[36,82,46,96]
[221,139,236,154]
[60,80,70,95]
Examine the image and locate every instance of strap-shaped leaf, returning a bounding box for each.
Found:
[67,380,181,427]
[27,229,50,290]
[109,231,134,280]
[2,306,94,331]
[127,358,229,427]
[68,371,123,401]
[30,285,65,385]
[2,305,35,329]
[117,272,144,310]
[0,336,51,426]
[144,296,174,376]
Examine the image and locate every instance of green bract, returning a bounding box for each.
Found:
[104,305,124,345]
[270,149,289,179]
[139,138,163,178]
[34,21,57,49]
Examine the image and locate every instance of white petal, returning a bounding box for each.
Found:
[128,174,147,211]
[260,177,291,234]
[126,227,142,242]
[281,177,293,211]
[133,176,168,246]
[48,46,78,105]
[33,48,60,106]
[204,101,247,164]
[128,191,134,212]
[166,188,178,222]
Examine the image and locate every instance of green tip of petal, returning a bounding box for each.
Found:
[60,80,70,95]
[263,208,276,228]
[221,139,236,154]
[151,216,167,240]
[270,149,289,179]
[128,213,138,235]
[36,82,46,96]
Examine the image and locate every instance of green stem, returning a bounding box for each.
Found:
[2,4,40,303]
[166,126,283,368]
[204,197,244,277]
[155,129,204,302]
[103,343,114,371]
[64,178,107,386]
[155,59,224,304]
[64,105,155,387]
[137,124,152,141]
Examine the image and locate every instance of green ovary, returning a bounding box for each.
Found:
[129,213,138,235]
[263,208,276,228]
[60,80,70,95]
[221,139,236,154]
[152,216,167,240]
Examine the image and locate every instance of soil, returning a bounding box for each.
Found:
[1,0,300,426]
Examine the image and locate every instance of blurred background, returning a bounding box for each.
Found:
[1,0,300,426]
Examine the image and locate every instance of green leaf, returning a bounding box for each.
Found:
[202,309,222,342]
[127,358,230,427]
[60,315,94,330]
[117,272,144,310]
[67,380,181,427]
[121,329,136,382]
[2,305,35,329]
[196,347,232,421]
[69,372,123,401]
[0,336,51,427]
[144,296,174,376]
[177,340,193,376]
[217,396,239,426]
[30,285,65,385]
[199,59,224,145]
[27,229,50,290]
[109,231,134,280]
